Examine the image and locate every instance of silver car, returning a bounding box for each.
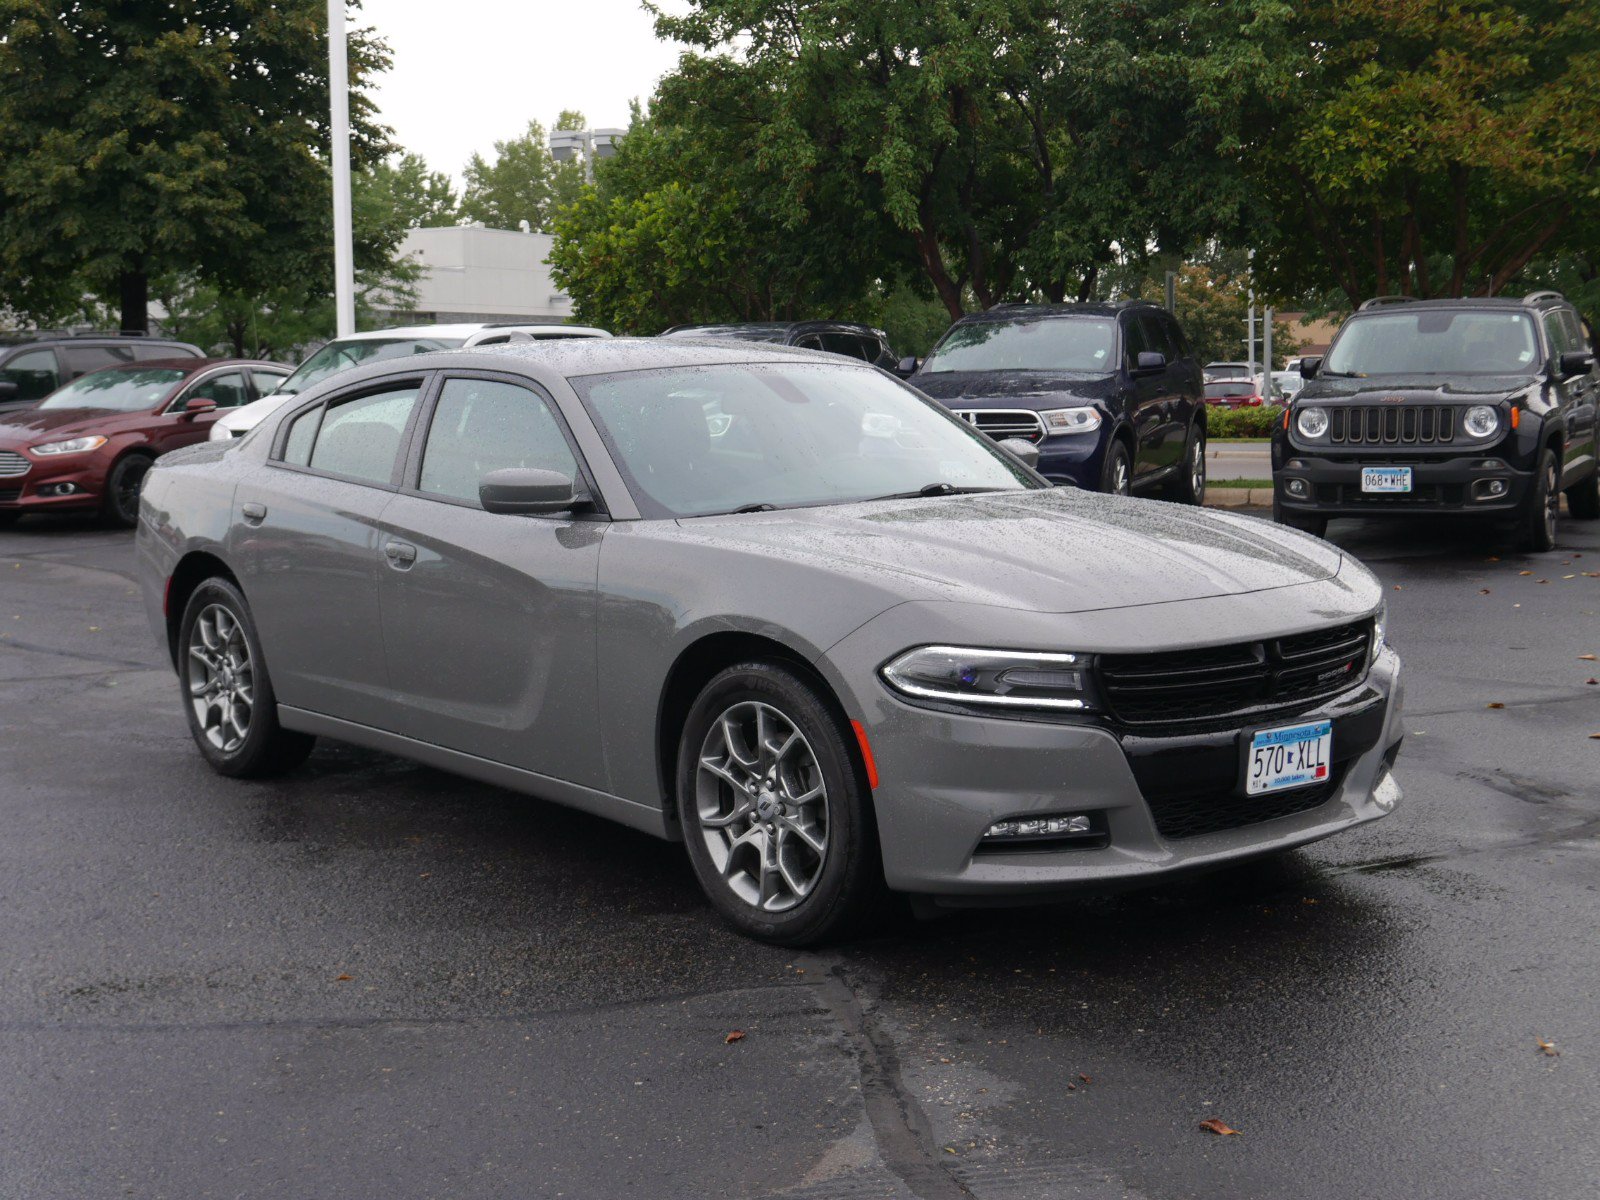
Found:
[137,340,1404,944]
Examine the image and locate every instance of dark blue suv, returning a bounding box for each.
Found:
[909,302,1207,502]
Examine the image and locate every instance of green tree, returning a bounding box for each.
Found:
[458,116,586,232]
[370,152,459,228]
[0,0,392,332]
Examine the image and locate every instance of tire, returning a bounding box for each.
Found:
[1566,466,1600,521]
[676,660,882,946]
[177,577,315,778]
[1272,496,1327,538]
[1100,438,1133,496]
[1162,424,1206,505]
[1518,449,1560,552]
[102,453,153,528]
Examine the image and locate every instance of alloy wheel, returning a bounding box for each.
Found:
[1112,453,1130,495]
[1190,437,1206,500]
[186,603,254,753]
[1543,459,1559,544]
[694,701,829,913]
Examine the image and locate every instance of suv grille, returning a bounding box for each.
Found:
[0,450,30,478]
[1146,773,1345,840]
[1329,405,1455,445]
[951,409,1046,444]
[1098,620,1372,732]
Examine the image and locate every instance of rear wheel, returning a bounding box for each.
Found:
[1566,465,1600,520]
[1272,496,1327,538]
[1518,449,1560,552]
[1100,439,1133,496]
[677,661,881,945]
[1162,424,1206,505]
[179,578,315,777]
[102,453,152,528]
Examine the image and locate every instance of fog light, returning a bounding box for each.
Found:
[42,482,78,496]
[984,814,1093,839]
[1473,478,1508,500]
[1286,478,1309,498]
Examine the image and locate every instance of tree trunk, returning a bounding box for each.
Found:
[914,225,966,320]
[118,270,149,334]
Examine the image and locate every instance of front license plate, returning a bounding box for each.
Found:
[1361,466,1412,493]
[1246,720,1333,795]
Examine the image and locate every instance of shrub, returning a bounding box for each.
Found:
[1206,404,1284,439]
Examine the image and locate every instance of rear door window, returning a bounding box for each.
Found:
[284,384,423,485]
[819,333,874,361]
[417,377,580,507]
[0,348,61,400]
[62,345,136,377]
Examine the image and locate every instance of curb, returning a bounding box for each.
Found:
[1205,488,1270,508]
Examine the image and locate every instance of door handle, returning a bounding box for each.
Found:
[241,502,266,524]
[383,540,417,567]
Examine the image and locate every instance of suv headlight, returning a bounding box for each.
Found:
[1296,407,1329,438]
[1039,407,1102,434]
[1462,405,1498,439]
[881,645,1093,711]
[31,435,107,456]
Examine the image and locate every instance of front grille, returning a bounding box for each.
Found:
[1146,773,1344,840]
[0,450,30,478]
[1098,620,1372,732]
[951,409,1047,444]
[1330,405,1454,445]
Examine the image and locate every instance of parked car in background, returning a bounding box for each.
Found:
[1204,360,1251,383]
[1259,369,1305,402]
[660,321,904,374]
[209,323,610,441]
[0,358,287,526]
[1203,379,1263,408]
[1273,291,1600,549]
[909,301,1208,501]
[0,332,203,413]
[138,338,1402,945]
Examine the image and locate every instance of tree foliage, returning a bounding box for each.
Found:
[458,115,587,232]
[0,0,392,332]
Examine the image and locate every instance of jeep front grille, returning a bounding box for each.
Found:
[1329,405,1454,445]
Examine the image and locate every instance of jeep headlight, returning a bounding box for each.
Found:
[1296,407,1329,439]
[881,646,1093,711]
[1462,405,1498,439]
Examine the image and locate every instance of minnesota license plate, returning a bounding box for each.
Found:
[1361,466,1412,493]
[1246,720,1333,795]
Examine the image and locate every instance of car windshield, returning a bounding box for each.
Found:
[1325,310,1540,376]
[37,368,186,412]
[576,362,1041,518]
[1205,380,1254,399]
[921,318,1116,374]
[274,336,466,395]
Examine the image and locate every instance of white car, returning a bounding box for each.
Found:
[209,322,612,441]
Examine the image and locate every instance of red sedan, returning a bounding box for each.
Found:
[0,358,288,527]
[1203,378,1264,409]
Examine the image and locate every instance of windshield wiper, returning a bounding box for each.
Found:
[868,483,1011,501]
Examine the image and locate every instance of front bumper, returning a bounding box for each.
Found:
[844,644,1404,900]
[1274,451,1533,517]
[0,447,111,514]
[1035,432,1109,488]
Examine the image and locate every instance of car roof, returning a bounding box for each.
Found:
[328,324,492,342]
[957,302,1160,323]
[660,320,885,338]
[1352,295,1567,315]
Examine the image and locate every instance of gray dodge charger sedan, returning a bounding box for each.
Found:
[136,339,1404,944]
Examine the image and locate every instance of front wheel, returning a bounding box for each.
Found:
[102,453,152,528]
[1566,466,1600,521]
[1100,439,1133,496]
[1272,496,1327,538]
[178,577,315,777]
[1162,425,1206,505]
[677,661,882,945]
[1518,449,1560,552]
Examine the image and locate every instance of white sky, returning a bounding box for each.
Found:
[363,0,687,182]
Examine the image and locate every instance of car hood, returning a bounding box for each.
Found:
[909,370,1115,409]
[675,488,1343,613]
[0,406,144,444]
[1298,374,1533,404]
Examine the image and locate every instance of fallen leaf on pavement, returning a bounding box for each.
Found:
[1519,570,1533,576]
[1486,702,1505,709]
[1590,733,1600,740]
[1580,654,1597,661]
[335,974,353,982]
[725,1030,745,1044]
[1479,589,1492,595]
[1199,1118,1241,1136]
[1587,679,1598,686]
[1538,1038,1560,1057]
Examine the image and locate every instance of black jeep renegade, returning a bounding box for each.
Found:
[1273,291,1600,551]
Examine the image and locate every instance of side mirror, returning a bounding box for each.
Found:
[1558,350,1594,379]
[1299,356,1323,380]
[997,436,1041,471]
[181,398,218,418]
[479,467,587,515]
[896,355,920,378]
[1135,351,1166,373]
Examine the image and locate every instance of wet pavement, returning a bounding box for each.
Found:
[1,509,1596,1199]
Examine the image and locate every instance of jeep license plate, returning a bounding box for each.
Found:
[1361,466,1412,493]
[1246,720,1333,796]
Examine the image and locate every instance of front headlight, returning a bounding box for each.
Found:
[30,435,107,456]
[1039,407,1102,434]
[1371,602,1387,664]
[1296,407,1329,439]
[881,645,1093,711]
[1462,405,1498,439]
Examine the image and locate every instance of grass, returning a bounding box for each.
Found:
[1210,477,1273,489]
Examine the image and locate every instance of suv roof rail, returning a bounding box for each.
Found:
[68,329,155,338]
[1520,289,1565,307]
[1357,295,1420,311]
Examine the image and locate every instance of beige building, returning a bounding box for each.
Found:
[382,225,575,325]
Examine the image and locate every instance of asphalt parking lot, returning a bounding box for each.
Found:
[2,508,1597,1200]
